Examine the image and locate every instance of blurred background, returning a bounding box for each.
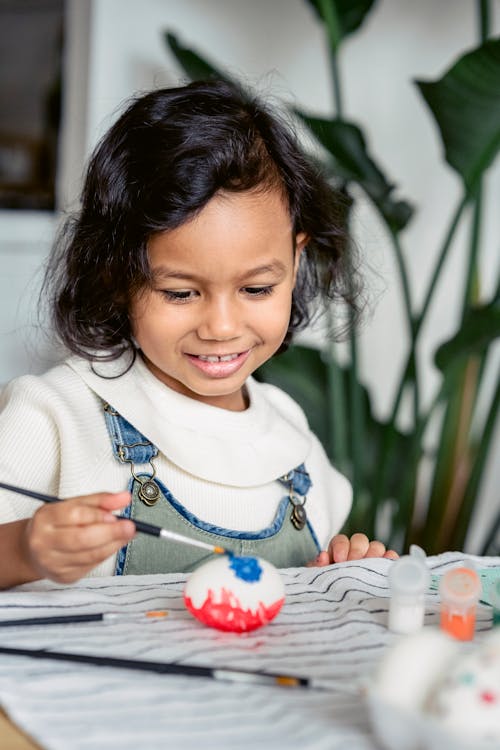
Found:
[0,0,498,554]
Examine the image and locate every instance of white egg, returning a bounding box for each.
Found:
[184,555,285,632]
[373,628,460,711]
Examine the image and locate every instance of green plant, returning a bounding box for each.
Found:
[164,0,500,554]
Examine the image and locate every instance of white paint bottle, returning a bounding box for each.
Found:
[388,545,430,634]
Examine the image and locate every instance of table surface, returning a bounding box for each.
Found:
[0,553,497,750]
[0,709,41,750]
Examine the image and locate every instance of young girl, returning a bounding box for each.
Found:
[0,80,397,588]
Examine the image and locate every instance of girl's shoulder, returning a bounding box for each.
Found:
[1,360,88,409]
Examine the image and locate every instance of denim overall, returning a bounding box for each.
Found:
[102,403,321,574]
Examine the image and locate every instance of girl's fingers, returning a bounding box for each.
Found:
[328,534,350,563]
[306,550,330,567]
[384,549,399,560]
[48,492,132,527]
[327,534,398,563]
[45,517,136,554]
[42,538,136,584]
[363,540,387,558]
[92,491,132,512]
[346,533,370,561]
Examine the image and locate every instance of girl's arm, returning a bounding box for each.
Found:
[0,492,136,589]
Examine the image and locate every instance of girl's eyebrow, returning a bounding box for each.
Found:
[151,261,288,283]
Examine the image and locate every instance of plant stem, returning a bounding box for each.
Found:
[461,185,481,324]
[457,375,499,551]
[479,0,490,42]
[318,0,344,117]
[371,193,469,531]
[416,193,470,333]
[319,0,366,512]
[396,194,469,424]
[326,311,349,472]
[387,226,419,419]
[330,53,343,120]
[389,385,444,549]
[349,319,365,524]
[425,0,492,551]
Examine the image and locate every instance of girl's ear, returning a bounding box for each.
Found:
[293,232,309,281]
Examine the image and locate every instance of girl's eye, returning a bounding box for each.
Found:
[160,290,195,302]
[243,286,274,297]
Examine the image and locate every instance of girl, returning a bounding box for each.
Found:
[0,80,397,588]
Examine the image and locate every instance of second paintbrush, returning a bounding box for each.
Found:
[0,481,231,557]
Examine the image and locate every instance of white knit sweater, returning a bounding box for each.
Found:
[0,354,352,576]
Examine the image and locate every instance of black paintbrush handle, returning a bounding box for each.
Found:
[0,613,104,627]
[0,482,163,538]
[0,482,58,504]
[0,645,212,677]
[132,519,162,537]
[0,646,310,687]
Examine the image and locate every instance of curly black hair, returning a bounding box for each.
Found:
[43,79,358,361]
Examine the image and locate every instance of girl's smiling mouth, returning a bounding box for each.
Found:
[186,350,252,378]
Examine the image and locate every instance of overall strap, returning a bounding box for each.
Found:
[277,464,311,497]
[103,402,157,463]
[103,402,161,505]
[277,464,312,531]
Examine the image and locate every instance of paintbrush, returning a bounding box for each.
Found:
[0,610,168,627]
[0,481,230,556]
[0,645,359,693]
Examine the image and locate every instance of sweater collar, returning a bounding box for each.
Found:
[66,353,311,487]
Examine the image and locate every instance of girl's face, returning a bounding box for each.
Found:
[130,188,307,411]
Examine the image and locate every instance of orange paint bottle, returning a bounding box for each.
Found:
[439,566,481,641]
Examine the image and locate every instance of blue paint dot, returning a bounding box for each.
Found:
[229,556,262,583]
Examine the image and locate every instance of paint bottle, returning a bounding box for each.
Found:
[388,546,430,634]
[489,578,500,626]
[439,566,481,641]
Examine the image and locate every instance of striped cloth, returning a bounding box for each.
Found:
[0,552,497,750]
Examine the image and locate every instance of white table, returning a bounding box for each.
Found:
[0,553,497,750]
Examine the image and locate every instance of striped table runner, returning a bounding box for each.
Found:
[0,552,497,750]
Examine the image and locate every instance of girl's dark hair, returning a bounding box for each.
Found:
[43,79,358,360]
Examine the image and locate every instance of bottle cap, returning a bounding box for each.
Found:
[439,566,481,610]
[388,554,430,598]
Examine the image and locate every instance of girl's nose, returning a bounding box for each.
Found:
[197,297,241,341]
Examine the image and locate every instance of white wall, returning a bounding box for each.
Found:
[0,0,498,549]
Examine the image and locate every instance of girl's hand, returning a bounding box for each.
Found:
[308,533,399,566]
[22,491,136,583]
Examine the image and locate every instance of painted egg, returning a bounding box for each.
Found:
[426,628,500,744]
[184,555,285,633]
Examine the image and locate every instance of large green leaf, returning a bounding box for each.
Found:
[256,345,412,507]
[165,32,236,84]
[416,38,500,192]
[294,112,414,231]
[305,0,376,49]
[256,346,330,449]
[434,300,500,373]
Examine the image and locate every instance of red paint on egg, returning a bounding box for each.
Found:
[184,587,285,633]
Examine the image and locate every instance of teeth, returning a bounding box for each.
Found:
[198,354,239,363]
